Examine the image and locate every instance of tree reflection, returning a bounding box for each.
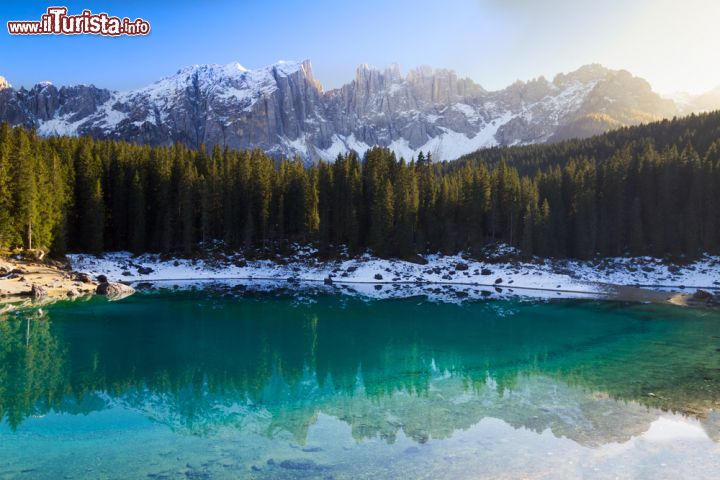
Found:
[0,309,67,430]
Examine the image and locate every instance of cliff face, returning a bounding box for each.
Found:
[0,61,684,162]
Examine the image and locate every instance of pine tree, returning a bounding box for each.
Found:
[73,141,105,253]
[127,170,146,253]
[416,151,435,249]
[11,128,38,250]
[0,123,15,249]
[178,156,198,254]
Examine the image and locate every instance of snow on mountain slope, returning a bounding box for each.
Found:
[0,61,679,162]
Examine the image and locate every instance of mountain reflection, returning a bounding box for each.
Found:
[1,290,719,445]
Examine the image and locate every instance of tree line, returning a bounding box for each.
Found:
[1,111,719,259]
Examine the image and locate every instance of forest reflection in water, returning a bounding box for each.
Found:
[1,289,720,449]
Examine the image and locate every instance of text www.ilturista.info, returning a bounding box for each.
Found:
[7,7,150,36]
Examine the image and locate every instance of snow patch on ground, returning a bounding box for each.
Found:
[67,247,720,303]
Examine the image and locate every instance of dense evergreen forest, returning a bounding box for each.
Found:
[0,111,719,259]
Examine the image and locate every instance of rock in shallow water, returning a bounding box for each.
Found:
[693,289,714,301]
[96,281,135,299]
[279,459,323,471]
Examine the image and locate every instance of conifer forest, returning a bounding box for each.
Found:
[1,111,719,259]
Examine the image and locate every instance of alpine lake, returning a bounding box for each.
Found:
[1,284,720,479]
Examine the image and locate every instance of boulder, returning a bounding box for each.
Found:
[455,262,469,271]
[74,272,92,283]
[481,268,492,276]
[30,284,48,299]
[405,254,429,265]
[374,273,383,280]
[96,281,135,299]
[494,278,503,284]
[137,266,154,275]
[692,289,714,301]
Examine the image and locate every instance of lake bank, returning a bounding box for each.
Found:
[3,245,718,307]
[66,246,720,305]
[0,256,137,310]
[0,256,96,310]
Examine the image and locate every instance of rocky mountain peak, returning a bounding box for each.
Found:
[0,60,711,163]
[150,59,318,94]
[0,76,10,90]
[554,63,611,85]
[293,59,322,92]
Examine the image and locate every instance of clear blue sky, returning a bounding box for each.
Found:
[2,0,719,94]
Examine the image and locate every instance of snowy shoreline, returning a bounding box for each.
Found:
[67,247,720,303]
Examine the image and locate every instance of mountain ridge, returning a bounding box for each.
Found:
[0,60,710,162]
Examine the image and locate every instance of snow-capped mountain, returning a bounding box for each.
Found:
[0,61,686,161]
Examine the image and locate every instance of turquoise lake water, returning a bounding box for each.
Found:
[1,288,720,479]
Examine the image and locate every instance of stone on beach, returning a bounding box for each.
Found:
[30,284,48,299]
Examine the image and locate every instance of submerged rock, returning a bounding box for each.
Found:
[279,459,322,471]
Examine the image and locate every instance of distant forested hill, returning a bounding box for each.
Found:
[0,111,719,259]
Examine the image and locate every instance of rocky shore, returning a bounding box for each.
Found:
[67,246,720,306]
[3,244,720,309]
[0,256,134,310]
